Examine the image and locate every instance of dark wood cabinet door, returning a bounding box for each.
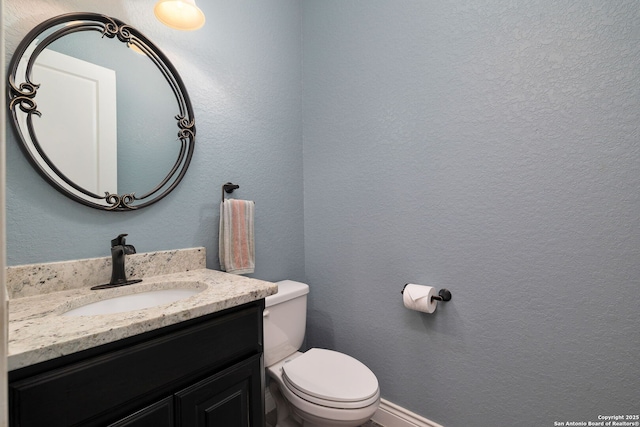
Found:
[176,354,264,427]
[107,397,174,427]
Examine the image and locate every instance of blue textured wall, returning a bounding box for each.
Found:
[303,1,640,426]
[5,0,305,283]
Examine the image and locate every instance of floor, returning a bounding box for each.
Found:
[266,410,383,427]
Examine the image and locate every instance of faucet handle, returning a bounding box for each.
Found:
[111,233,128,247]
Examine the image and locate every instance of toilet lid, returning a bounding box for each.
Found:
[282,348,379,405]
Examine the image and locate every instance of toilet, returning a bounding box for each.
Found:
[264,280,380,427]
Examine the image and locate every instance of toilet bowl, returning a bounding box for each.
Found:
[264,280,380,427]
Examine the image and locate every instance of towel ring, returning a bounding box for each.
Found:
[222,182,239,203]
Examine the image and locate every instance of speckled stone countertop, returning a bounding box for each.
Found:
[7,248,278,371]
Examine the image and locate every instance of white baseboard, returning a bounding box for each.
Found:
[372,398,444,427]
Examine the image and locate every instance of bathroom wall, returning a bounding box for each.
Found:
[303,1,640,426]
[4,0,305,283]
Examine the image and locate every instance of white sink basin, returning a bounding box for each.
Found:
[62,288,202,316]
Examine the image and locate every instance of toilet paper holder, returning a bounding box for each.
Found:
[401,284,452,302]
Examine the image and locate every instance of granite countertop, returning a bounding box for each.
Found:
[7,249,278,371]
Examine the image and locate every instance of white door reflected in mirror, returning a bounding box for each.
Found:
[33,49,118,195]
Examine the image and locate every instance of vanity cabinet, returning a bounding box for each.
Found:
[9,300,265,427]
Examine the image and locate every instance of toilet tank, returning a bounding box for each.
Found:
[263,280,309,367]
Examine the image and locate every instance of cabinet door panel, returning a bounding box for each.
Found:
[176,354,263,427]
[107,397,173,427]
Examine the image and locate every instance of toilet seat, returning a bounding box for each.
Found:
[281,348,379,409]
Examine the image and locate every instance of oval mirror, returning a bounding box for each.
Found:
[7,13,196,211]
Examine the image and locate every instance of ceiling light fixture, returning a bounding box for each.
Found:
[154,0,206,31]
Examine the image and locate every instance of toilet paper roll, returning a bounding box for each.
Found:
[402,284,438,314]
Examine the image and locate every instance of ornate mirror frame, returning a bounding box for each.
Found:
[7,13,196,211]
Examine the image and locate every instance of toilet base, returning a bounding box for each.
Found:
[268,369,378,427]
[269,381,302,427]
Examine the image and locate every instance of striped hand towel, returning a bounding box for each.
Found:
[219,199,255,275]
